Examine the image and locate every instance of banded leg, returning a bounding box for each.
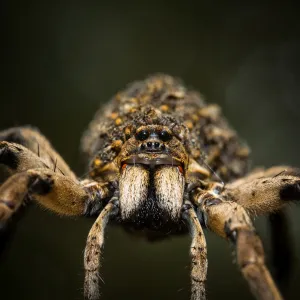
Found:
[192,189,282,300]
[0,126,77,222]
[0,142,111,222]
[0,168,104,221]
[223,166,299,292]
[0,136,58,257]
[84,197,119,300]
[182,201,207,300]
[0,127,115,299]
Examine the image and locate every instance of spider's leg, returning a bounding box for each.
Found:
[223,166,299,294]
[0,141,50,180]
[0,126,76,179]
[0,141,111,223]
[0,167,110,223]
[84,196,119,300]
[222,166,300,215]
[182,200,207,300]
[0,127,115,298]
[192,189,282,300]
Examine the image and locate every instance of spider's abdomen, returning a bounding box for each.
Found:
[82,74,249,183]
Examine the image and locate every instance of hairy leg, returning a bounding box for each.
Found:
[182,201,207,300]
[0,168,110,222]
[0,127,115,299]
[223,166,299,293]
[84,197,119,300]
[0,142,49,178]
[223,166,300,215]
[192,189,282,300]
[0,126,76,179]
[0,140,111,222]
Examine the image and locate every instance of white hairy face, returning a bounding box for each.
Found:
[119,164,185,225]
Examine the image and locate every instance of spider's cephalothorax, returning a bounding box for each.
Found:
[81,75,249,233]
[0,74,299,300]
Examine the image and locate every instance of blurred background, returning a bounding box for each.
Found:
[0,1,300,299]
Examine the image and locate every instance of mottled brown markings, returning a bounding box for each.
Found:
[84,200,118,300]
[110,112,118,119]
[82,74,248,183]
[191,114,199,122]
[159,104,169,112]
[93,158,102,167]
[1,75,299,300]
[124,126,132,139]
[184,120,194,130]
[115,118,123,126]
[195,195,283,300]
[110,140,123,151]
[182,202,207,300]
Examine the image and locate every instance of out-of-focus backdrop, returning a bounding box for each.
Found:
[0,1,299,300]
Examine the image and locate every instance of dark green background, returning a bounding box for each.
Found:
[0,1,299,300]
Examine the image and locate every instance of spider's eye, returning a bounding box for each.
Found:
[159,130,172,142]
[136,130,149,141]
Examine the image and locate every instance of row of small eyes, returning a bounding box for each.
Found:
[136,129,172,142]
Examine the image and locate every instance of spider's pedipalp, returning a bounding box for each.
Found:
[182,201,207,300]
[84,197,119,300]
[192,190,282,300]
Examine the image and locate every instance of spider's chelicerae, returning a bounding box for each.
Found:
[0,74,298,300]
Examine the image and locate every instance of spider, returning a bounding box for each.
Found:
[0,74,298,300]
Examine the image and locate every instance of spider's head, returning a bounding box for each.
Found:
[120,125,188,171]
[114,124,189,231]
